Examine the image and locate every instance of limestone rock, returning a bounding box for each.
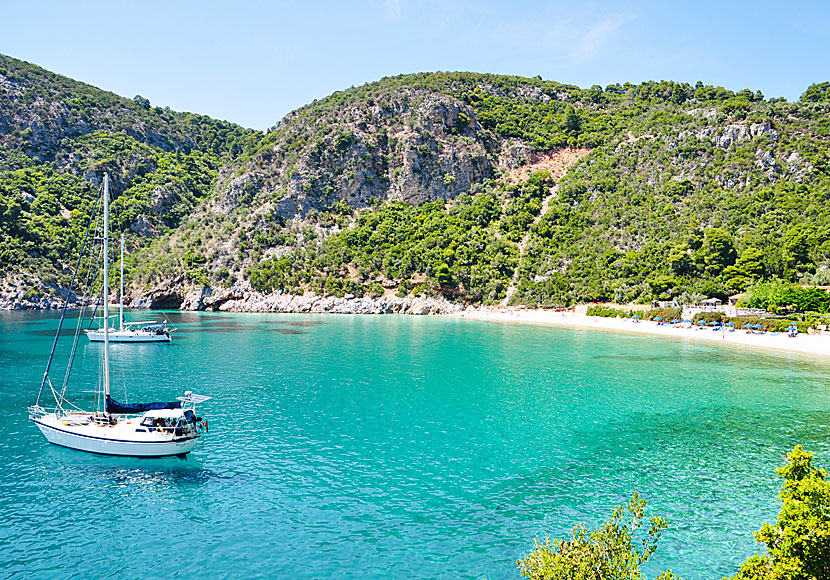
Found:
[180,286,214,311]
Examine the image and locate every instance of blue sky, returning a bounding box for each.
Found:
[2,0,828,130]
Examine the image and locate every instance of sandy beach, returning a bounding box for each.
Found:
[452,306,830,358]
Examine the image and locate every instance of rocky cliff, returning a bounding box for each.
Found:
[215,90,496,219]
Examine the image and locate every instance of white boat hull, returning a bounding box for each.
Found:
[86,329,172,343]
[33,414,199,457]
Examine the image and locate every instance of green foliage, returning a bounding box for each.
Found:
[800,82,830,103]
[730,445,830,580]
[247,189,519,303]
[742,280,830,314]
[730,317,800,332]
[5,57,830,308]
[0,132,220,281]
[506,91,830,306]
[0,166,96,280]
[0,54,260,161]
[645,307,682,321]
[688,312,800,331]
[702,228,737,274]
[586,305,626,317]
[0,54,259,284]
[722,247,767,293]
[517,493,677,580]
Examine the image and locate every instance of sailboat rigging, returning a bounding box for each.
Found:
[28,173,211,457]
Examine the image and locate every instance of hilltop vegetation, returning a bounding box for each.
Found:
[0,54,260,295]
[208,73,830,308]
[1,53,829,310]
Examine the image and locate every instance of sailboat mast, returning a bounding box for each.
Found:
[120,233,124,331]
[102,173,111,402]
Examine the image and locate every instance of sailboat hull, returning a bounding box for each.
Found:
[85,329,172,343]
[33,414,200,457]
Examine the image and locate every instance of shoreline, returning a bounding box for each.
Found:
[450,308,830,358]
[7,289,830,359]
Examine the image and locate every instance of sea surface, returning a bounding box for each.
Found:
[1,310,829,579]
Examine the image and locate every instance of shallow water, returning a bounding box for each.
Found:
[2,310,829,579]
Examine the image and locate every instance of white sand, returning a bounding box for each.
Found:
[451,308,830,358]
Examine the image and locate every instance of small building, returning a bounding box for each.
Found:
[682,296,735,319]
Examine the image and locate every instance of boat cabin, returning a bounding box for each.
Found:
[138,408,199,435]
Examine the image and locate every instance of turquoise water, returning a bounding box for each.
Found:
[2,310,830,579]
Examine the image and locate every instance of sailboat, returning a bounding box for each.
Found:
[85,234,175,343]
[28,173,211,457]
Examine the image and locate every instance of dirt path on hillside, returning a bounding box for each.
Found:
[501,148,591,305]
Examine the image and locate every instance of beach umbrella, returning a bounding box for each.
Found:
[632,314,641,319]
[683,319,692,323]
[709,321,721,326]
[654,317,663,321]
[697,320,706,325]
[725,322,735,326]
[671,319,681,323]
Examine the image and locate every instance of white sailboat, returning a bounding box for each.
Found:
[28,173,211,457]
[85,234,175,343]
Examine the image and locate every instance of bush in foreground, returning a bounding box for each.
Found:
[518,446,830,580]
[517,493,678,580]
[730,445,830,580]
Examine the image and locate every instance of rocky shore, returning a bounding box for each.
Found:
[142,285,467,316]
[0,282,468,316]
[0,295,78,310]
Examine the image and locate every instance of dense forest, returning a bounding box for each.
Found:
[1,54,829,311]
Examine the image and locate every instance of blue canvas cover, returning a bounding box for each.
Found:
[106,395,182,414]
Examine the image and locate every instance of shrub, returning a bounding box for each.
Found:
[730,446,830,580]
[586,304,624,317]
[644,307,682,321]
[517,493,677,580]
[691,311,726,325]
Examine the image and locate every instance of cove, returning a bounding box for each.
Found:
[2,310,829,579]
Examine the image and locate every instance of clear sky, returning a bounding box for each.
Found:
[2,0,828,130]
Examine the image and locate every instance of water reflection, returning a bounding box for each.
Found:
[177,325,262,334]
[161,312,233,323]
[31,328,83,337]
[265,320,326,327]
[38,446,242,488]
[266,328,308,335]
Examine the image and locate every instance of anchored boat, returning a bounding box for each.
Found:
[85,234,175,343]
[28,173,211,457]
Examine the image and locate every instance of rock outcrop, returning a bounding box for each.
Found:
[125,280,467,316]
[684,120,778,149]
[208,292,465,315]
[211,90,496,220]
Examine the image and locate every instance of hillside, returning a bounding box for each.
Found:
[0,54,260,304]
[1,54,829,310]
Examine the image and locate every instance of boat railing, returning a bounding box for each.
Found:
[27,405,47,419]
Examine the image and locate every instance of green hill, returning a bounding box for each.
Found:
[1,54,829,309]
